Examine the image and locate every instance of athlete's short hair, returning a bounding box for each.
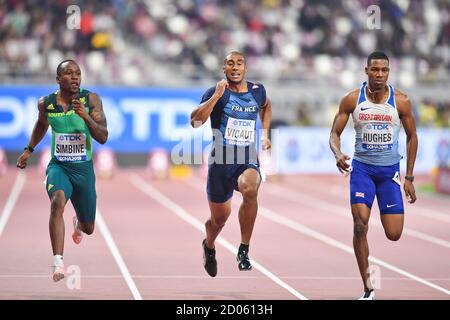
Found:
[367,51,389,66]
[56,59,77,75]
[224,51,246,65]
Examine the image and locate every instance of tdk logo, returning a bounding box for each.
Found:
[233,120,252,127]
[366,124,388,130]
[59,134,82,141]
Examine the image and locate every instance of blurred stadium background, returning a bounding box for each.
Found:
[0,0,449,194]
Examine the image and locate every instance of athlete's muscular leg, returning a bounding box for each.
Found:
[377,172,404,241]
[205,200,232,249]
[380,214,404,241]
[49,190,67,255]
[237,168,261,244]
[352,203,373,292]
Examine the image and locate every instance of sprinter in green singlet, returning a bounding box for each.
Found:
[16,60,108,282]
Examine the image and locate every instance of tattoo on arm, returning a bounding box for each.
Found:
[86,93,108,144]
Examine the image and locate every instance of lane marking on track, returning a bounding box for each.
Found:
[186,176,450,296]
[265,184,450,249]
[0,171,26,238]
[96,208,143,300]
[259,206,450,296]
[187,176,450,249]
[289,176,450,224]
[1,274,450,281]
[129,173,308,300]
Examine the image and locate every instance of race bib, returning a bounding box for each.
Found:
[361,123,393,151]
[54,133,87,162]
[225,117,255,146]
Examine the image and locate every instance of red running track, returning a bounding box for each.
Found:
[0,167,449,300]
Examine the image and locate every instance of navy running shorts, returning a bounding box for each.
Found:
[207,163,260,203]
[350,159,404,214]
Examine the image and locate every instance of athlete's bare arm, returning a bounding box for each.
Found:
[330,90,359,173]
[259,98,272,150]
[72,93,108,144]
[396,90,418,203]
[16,97,49,169]
[190,79,228,128]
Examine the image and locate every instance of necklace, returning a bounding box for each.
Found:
[366,84,380,94]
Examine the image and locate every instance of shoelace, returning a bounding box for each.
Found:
[238,252,250,262]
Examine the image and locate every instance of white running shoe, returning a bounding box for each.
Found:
[72,216,83,244]
[358,289,375,300]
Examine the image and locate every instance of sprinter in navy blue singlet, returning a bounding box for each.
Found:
[330,51,418,300]
[191,51,272,277]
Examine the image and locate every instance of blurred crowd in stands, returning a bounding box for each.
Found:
[417,100,450,128]
[0,0,449,127]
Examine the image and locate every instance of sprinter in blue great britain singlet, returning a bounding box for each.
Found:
[191,51,272,277]
[330,51,418,300]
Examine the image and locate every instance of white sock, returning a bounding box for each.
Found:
[54,255,64,267]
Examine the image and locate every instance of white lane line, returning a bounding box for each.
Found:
[265,184,450,249]
[1,274,450,281]
[293,176,450,224]
[96,208,142,300]
[187,176,450,296]
[129,173,308,300]
[259,206,450,296]
[409,208,450,224]
[187,176,450,249]
[0,171,26,238]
